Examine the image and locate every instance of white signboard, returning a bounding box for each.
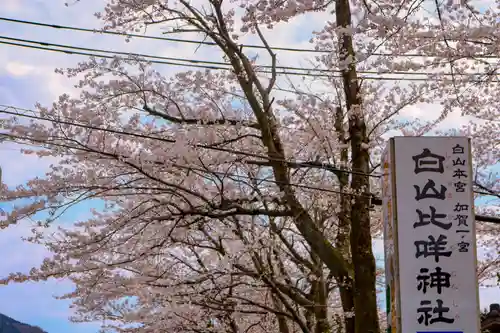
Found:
[386,137,480,333]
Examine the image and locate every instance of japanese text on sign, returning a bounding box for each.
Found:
[391,137,480,333]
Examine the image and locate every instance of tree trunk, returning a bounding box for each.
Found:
[310,252,329,333]
[219,26,353,286]
[334,106,355,333]
[335,0,380,332]
[349,118,379,333]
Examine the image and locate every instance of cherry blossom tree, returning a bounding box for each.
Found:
[0,0,499,333]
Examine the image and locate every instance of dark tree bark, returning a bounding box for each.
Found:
[335,0,380,332]
[334,106,355,333]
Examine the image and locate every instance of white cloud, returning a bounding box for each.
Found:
[4,62,35,77]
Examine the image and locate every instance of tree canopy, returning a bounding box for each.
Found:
[0,0,499,333]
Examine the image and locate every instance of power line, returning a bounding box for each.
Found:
[1,35,497,79]
[2,39,497,82]
[0,35,336,74]
[0,130,383,201]
[0,104,495,196]
[0,105,500,224]
[0,40,420,81]
[0,35,234,68]
[0,104,382,178]
[1,16,499,59]
[0,36,415,75]
[0,40,229,71]
[1,130,498,224]
[1,16,322,53]
[1,128,499,223]
[0,16,392,55]
[0,23,497,223]
[3,104,500,198]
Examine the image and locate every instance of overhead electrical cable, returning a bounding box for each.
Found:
[1,38,498,82]
[2,103,500,199]
[0,105,498,223]
[0,104,498,196]
[0,129,498,223]
[0,104,383,178]
[1,16,499,59]
[1,35,498,78]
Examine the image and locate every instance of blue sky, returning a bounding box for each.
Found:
[0,0,499,332]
